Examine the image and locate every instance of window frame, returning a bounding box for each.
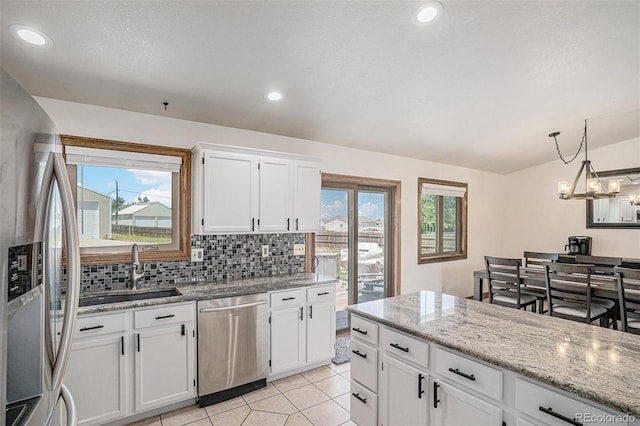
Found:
[61,135,191,265]
[417,177,468,264]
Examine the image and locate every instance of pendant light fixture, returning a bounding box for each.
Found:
[550,119,620,200]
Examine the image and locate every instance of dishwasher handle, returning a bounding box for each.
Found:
[199,300,267,313]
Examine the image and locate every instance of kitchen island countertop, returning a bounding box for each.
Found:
[346,291,640,417]
[77,273,338,315]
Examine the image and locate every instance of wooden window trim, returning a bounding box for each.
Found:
[418,177,468,264]
[61,135,191,265]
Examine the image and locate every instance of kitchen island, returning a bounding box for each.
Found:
[346,291,640,426]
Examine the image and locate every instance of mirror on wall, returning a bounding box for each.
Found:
[586,167,640,228]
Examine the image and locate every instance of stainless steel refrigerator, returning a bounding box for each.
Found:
[1,67,81,425]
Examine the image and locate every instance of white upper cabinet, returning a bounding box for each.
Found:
[193,143,321,234]
[292,161,321,232]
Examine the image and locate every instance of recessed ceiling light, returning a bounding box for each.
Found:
[412,2,444,25]
[265,91,285,102]
[9,24,53,47]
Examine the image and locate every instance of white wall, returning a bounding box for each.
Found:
[36,97,506,297]
[502,138,640,258]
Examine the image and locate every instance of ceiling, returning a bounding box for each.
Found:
[1,1,638,174]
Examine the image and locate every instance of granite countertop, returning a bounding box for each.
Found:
[346,291,640,417]
[77,273,338,314]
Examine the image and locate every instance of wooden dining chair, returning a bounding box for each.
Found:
[523,251,559,269]
[615,266,640,334]
[543,263,616,327]
[484,256,538,312]
[575,255,622,275]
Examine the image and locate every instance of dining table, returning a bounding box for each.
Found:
[472,267,620,302]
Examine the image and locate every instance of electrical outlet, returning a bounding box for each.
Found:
[293,244,306,256]
[262,245,269,257]
[191,248,204,262]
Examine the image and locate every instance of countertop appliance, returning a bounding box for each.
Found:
[197,293,268,407]
[565,236,592,255]
[1,67,81,425]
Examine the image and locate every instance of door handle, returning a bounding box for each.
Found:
[299,306,304,320]
[79,325,104,332]
[317,292,330,296]
[390,342,409,353]
[418,374,425,399]
[155,314,175,320]
[181,324,186,336]
[352,393,367,404]
[352,327,368,335]
[309,304,313,319]
[351,349,367,359]
[137,333,140,352]
[251,218,255,231]
[433,381,440,408]
[538,407,583,426]
[448,367,476,381]
[296,218,299,230]
[121,336,124,356]
[287,218,290,231]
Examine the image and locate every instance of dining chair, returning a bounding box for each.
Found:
[615,266,640,334]
[484,256,538,312]
[523,251,559,269]
[575,255,622,275]
[543,263,616,327]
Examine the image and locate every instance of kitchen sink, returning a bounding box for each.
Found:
[78,288,182,307]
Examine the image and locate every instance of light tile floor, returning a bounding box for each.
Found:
[127,363,355,426]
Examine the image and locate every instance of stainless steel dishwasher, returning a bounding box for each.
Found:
[197,293,268,406]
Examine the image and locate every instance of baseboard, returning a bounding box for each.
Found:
[267,359,332,382]
[105,398,196,426]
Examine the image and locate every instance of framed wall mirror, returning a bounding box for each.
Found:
[586,167,640,229]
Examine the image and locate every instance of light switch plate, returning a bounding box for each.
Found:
[191,248,204,262]
[262,245,269,257]
[293,244,305,256]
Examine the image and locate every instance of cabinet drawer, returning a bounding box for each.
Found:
[74,312,127,338]
[134,303,193,329]
[381,326,428,369]
[351,315,378,346]
[307,284,336,304]
[270,288,306,308]
[350,381,377,426]
[515,379,626,426]
[434,347,503,401]
[351,339,378,392]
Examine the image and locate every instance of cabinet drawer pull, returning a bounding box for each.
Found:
[351,349,367,359]
[282,297,296,301]
[137,333,140,352]
[538,407,583,426]
[309,305,313,319]
[121,336,124,356]
[352,327,368,335]
[390,342,409,353]
[287,218,290,231]
[295,218,299,230]
[418,373,425,399]
[448,367,476,381]
[251,218,255,231]
[299,306,304,321]
[79,324,104,332]
[433,382,440,408]
[181,324,186,336]
[352,393,367,404]
[155,314,175,320]
[317,292,330,296]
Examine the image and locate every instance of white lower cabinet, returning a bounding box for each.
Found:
[268,284,336,377]
[430,378,502,426]
[65,334,127,425]
[135,323,194,412]
[351,381,378,426]
[379,354,429,426]
[64,303,196,425]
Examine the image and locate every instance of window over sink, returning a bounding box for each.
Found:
[61,135,191,264]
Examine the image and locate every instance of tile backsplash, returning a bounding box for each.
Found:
[66,234,306,294]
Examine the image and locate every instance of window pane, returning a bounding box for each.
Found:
[420,193,437,255]
[76,165,173,248]
[442,196,458,253]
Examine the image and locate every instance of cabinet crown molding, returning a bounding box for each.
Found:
[192,142,321,164]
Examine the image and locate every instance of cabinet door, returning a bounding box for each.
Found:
[431,379,502,426]
[259,157,291,232]
[64,335,127,426]
[202,150,259,233]
[270,305,306,374]
[135,324,195,412]
[292,161,321,232]
[306,302,336,364]
[379,354,429,426]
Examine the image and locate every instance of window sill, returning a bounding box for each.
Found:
[418,253,467,264]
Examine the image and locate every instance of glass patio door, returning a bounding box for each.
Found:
[315,185,390,331]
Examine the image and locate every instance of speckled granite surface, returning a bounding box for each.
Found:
[346,291,640,417]
[77,273,337,314]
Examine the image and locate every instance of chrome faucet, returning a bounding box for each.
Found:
[130,243,145,290]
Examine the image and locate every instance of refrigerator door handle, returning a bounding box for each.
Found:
[59,384,78,426]
[37,152,81,390]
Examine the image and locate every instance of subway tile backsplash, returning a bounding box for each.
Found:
[66,234,306,294]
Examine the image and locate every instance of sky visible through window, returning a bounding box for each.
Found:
[320,189,384,220]
[78,165,172,208]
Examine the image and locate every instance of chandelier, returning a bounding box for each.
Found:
[549,119,620,200]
